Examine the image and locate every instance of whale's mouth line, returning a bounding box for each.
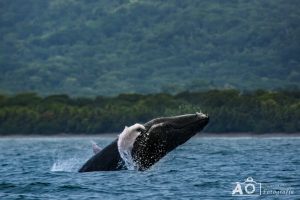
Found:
[145,113,209,131]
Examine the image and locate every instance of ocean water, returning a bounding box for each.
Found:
[0,136,299,200]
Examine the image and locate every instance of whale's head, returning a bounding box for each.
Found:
[132,112,209,170]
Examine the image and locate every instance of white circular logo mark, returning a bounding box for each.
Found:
[245,183,256,194]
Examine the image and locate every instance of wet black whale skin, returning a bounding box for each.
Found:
[78,113,209,172]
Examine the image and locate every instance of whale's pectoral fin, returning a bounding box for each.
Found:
[91,141,102,154]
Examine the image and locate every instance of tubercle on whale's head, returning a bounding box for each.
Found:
[196,112,208,118]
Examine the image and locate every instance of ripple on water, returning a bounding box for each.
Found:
[0,137,299,200]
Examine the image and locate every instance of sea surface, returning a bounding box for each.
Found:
[0,135,299,200]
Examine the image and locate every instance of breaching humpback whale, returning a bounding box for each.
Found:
[79,112,209,172]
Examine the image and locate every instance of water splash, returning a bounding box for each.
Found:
[119,149,137,170]
[51,158,82,172]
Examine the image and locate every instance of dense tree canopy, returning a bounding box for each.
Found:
[0,90,299,134]
[1,0,299,95]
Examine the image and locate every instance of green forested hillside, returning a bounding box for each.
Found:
[1,0,300,95]
[0,90,299,134]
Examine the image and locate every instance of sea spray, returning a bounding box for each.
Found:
[118,149,138,170]
[51,158,82,172]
